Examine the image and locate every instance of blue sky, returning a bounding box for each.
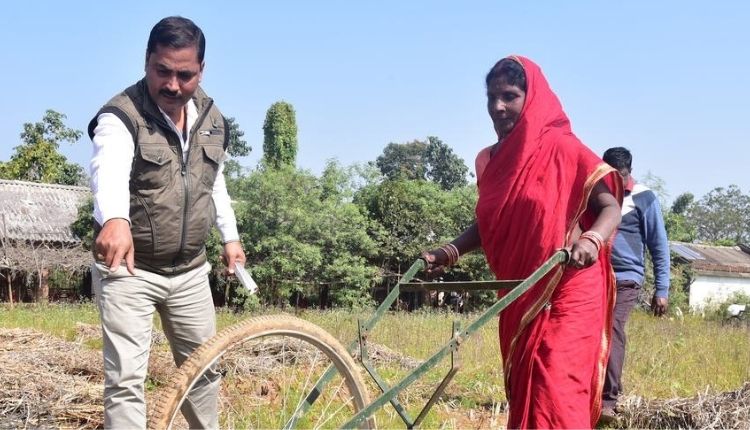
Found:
[2,1,748,203]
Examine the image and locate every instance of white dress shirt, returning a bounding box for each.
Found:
[89,99,240,243]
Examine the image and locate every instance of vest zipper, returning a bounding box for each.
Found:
[177,99,214,268]
[178,158,189,270]
[143,98,214,270]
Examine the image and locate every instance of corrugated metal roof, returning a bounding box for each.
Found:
[0,179,91,244]
[671,243,705,261]
[670,241,750,274]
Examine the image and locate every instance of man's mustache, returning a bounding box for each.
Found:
[159,89,180,98]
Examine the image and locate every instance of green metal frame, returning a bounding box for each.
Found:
[285,249,569,429]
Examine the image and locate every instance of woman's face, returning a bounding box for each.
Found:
[487,77,526,139]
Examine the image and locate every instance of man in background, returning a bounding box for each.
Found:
[600,147,671,421]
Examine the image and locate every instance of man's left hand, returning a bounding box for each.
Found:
[221,241,246,275]
[651,296,668,317]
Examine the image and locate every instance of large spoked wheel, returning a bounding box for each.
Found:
[148,314,375,429]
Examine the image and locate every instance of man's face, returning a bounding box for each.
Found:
[145,44,203,119]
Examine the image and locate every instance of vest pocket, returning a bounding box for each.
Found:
[134,145,173,189]
[201,145,225,187]
[130,194,156,259]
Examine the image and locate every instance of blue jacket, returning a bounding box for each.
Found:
[611,182,671,298]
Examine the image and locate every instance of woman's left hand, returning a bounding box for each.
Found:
[568,239,599,269]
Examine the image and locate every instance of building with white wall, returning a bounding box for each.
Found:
[670,242,750,311]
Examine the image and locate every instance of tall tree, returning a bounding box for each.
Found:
[0,110,85,185]
[355,179,485,274]
[225,116,251,157]
[671,192,694,215]
[262,101,298,168]
[686,185,750,245]
[639,173,698,242]
[664,192,696,242]
[424,136,469,190]
[354,177,493,308]
[319,159,351,202]
[375,140,428,181]
[222,116,251,194]
[640,171,669,208]
[230,165,378,307]
[70,197,94,249]
[374,136,468,190]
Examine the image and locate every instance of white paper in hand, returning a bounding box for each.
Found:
[234,263,259,294]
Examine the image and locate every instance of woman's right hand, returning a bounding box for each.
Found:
[420,248,450,278]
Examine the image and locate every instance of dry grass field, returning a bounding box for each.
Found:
[1,303,748,428]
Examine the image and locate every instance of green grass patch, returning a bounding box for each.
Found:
[0,302,99,340]
[2,303,748,427]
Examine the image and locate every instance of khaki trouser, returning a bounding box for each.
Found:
[93,261,220,429]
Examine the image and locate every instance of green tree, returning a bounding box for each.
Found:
[225,116,251,157]
[375,140,428,181]
[262,101,298,169]
[222,116,251,196]
[70,197,94,249]
[320,159,352,202]
[671,192,694,216]
[686,185,750,245]
[424,136,469,190]
[354,178,492,309]
[0,110,85,185]
[231,164,378,307]
[374,136,468,190]
[665,192,696,242]
[640,171,669,208]
[355,179,489,279]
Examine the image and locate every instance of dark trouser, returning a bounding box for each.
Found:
[602,280,641,409]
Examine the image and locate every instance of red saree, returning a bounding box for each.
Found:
[475,56,623,429]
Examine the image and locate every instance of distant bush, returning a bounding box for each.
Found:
[700,291,750,321]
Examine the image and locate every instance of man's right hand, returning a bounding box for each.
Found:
[651,295,668,317]
[95,218,135,274]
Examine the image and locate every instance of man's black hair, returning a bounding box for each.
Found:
[602,147,633,171]
[147,16,205,63]
[486,58,527,91]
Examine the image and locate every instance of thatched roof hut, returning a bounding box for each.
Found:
[0,179,90,244]
[0,179,93,302]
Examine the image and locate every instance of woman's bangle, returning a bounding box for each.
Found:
[447,243,459,260]
[440,243,460,266]
[579,231,603,252]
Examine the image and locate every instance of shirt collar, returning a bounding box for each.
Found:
[157,99,197,140]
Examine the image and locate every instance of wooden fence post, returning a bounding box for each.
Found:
[37,267,50,303]
[5,272,12,307]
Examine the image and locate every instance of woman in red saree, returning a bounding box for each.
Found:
[423,56,623,428]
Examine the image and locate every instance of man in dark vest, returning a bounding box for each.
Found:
[89,16,245,429]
